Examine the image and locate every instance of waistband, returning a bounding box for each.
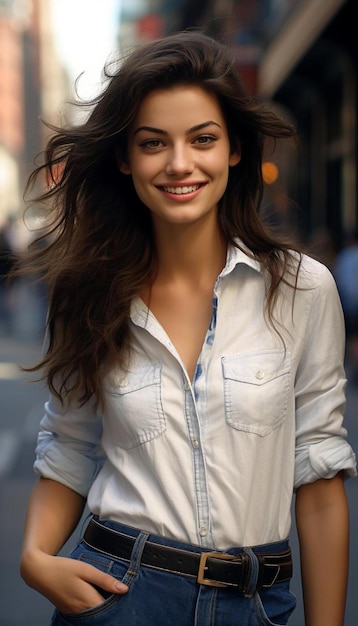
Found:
[83,517,292,596]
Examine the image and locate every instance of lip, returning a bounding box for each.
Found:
[157,182,207,201]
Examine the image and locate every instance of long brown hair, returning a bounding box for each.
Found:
[16,31,300,408]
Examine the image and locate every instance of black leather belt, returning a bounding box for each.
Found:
[83,518,292,594]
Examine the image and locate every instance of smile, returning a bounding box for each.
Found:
[161,184,201,195]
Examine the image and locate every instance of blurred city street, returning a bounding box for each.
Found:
[0,281,357,626]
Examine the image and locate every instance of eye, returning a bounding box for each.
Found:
[194,135,216,145]
[140,139,163,149]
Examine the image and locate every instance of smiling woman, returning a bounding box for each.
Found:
[119,86,240,230]
[15,30,357,626]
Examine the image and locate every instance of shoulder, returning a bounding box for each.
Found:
[289,251,336,290]
[276,251,341,313]
[285,253,344,319]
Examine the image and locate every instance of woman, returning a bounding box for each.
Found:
[18,31,356,625]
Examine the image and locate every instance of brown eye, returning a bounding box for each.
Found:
[140,139,163,149]
[194,135,216,145]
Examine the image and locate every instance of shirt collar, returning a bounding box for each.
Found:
[220,240,262,278]
[131,240,262,323]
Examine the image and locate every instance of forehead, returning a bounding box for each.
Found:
[131,85,226,129]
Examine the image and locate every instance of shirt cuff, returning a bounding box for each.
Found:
[294,436,357,489]
[34,431,103,497]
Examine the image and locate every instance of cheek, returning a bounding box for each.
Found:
[131,158,159,185]
[212,159,231,184]
[203,149,231,175]
[130,167,156,205]
[131,176,147,202]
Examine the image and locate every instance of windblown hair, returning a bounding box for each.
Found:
[17,30,300,407]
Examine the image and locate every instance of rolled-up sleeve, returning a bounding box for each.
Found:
[294,262,357,489]
[34,392,105,497]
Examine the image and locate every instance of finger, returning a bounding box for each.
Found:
[81,564,129,594]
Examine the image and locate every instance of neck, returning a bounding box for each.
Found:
[152,218,227,286]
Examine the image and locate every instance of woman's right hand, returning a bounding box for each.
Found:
[20,479,128,613]
[21,550,128,615]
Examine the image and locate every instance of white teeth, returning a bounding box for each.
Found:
[163,185,200,194]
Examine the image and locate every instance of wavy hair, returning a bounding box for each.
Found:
[17,31,300,407]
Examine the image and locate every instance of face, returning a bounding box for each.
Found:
[119,85,241,230]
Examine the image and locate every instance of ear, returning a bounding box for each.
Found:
[229,144,241,167]
[115,146,132,175]
[119,160,132,175]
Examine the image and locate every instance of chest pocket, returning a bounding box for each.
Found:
[222,350,291,436]
[105,362,166,449]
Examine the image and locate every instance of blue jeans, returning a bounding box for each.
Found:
[50,519,296,625]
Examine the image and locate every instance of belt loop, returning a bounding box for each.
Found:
[121,530,150,586]
[242,548,259,598]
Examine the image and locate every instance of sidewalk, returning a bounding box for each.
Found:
[0,275,47,347]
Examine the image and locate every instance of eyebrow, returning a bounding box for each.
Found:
[133,121,222,136]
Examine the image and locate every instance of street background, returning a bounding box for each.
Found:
[0,280,357,626]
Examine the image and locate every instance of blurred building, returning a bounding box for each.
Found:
[0,0,68,235]
[23,0,68,173]
[0,0,27,226]
[260,0,356,251]
[119,0,165,51]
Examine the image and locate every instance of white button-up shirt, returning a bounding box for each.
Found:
[34,244,357,549]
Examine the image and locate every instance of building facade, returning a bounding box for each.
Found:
[0,0,27,225]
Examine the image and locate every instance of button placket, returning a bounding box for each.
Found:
[183,371,212,547]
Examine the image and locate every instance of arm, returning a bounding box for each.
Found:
[295,472,349,626]
[294,261,356,488]
[21,476,86,564]
[20,477,128,614]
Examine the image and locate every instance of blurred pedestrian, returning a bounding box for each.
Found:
[0,220,15,334]
[334,230,358,382]
[16,31,356,626]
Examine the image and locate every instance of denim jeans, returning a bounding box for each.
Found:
[50,519,296,626]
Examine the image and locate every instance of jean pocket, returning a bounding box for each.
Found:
[222,350,291,436]
[252,583,297,625]
[52,543,131,624]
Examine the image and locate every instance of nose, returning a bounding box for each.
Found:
[165,145,194,176]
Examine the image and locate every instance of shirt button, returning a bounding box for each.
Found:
[192,439,199,449]
[199,527,208,537]
[184,381,191,390]
[255,370,264,380]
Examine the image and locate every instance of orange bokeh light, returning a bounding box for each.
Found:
[262,161,279,185]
